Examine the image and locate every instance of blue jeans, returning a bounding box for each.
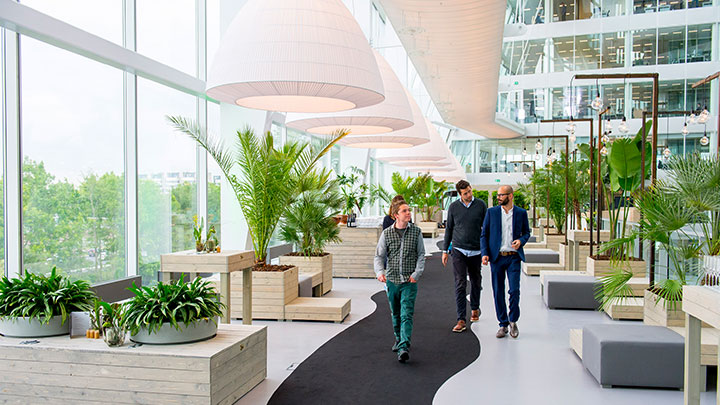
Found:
[490,254,521,327]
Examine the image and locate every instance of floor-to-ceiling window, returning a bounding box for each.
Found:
[136,0,196,77]
[658,26,685,65]
[137,78,196,285]
[20,37,125,283]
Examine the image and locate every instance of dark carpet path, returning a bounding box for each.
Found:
[268,252,481,405]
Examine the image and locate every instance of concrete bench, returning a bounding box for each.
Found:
[543,274,599,310]
[525,248,560,264]
[582,324,685,389]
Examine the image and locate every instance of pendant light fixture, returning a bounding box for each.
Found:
[698,106,710,123]
[375,119,445,163]
[600,145,608,156]
[606,117,613,134]
[700,124,709,146]
[535,139,543,151]
[591,80,603,110]
[601,132,610,144]
[207,0,384,112]
[663,147,672,158]
[286,51,415,144]
[689,113,697,125]
[681,122,689,136]
[618,116,629,134]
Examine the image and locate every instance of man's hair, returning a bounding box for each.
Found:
[455,180,471,193]
[388,195,405,216]
[391,199,409,219]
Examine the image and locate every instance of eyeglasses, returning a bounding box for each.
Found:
[497,193,512,197]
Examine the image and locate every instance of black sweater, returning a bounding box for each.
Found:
[443,198,487,251]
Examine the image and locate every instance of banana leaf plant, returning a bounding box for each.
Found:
[168,116,347,264]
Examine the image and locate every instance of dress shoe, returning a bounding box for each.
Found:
[470,309,480,322]
[509,322,519,338]
[496,326,508,338]
[398,349,409,363]
[392,340,400,352]
[452,320,467,333]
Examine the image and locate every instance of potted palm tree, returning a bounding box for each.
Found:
[278,169,343,295]
[596,154,720,326]
[168,116,346,320]
[124,276,224,344]
[336,166,370,225]
[0,267,95,337]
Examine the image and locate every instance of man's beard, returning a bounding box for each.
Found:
[500,198,510,206]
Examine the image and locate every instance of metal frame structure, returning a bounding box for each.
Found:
[692,72,720,156]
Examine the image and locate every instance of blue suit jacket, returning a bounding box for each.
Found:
[480,205,531,263]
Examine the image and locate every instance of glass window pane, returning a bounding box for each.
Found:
[20,0,122,45]
[207,102,221,244]
[523,0,545,24]
[658,0,684,10]
[602,32,626,68]
[551,36,574,72]
[631,81,653,118]
[658,27,685,65]
[602,83,625,119]
[576,0,594,19]
[523,88,545,122]
[687,24,712,63]
[574,34,600,70]
[658,80,686,111]
[687,0,713,8]
[634,0,657,13]
[138,78,197,285]
[602,0,626,16]
[552,0,575,21]
[20,37,125,283]
[686,79,711,114]
[0,39,4,269]
[632,29,657,66]
[522,40,546,75]
[137,0,196,76]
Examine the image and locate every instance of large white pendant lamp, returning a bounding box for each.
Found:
[375,119,446,162]
[286,51,414,140]
[207,0,385,113]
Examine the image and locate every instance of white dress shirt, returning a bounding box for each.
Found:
[500,206,516,252]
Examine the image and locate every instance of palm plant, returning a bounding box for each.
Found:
[521,167,565,233]
[0,267,96,325]
[279,169,343,257]
[336,166,370,216]
[415,174,449,222]
[167,116,347,264]
[552,151,590,229]
[390,172,417,205]
[595,154,720,310]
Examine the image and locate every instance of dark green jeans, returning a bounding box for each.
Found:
[386,280,418,351]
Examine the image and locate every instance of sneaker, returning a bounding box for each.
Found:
[398,349,409,363]
[391,340,400,352]
[496,326,508,338]
[470,309,480,322]
[452,320,467,333]
[509,322,519,338]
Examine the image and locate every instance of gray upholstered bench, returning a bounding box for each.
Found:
[543,274,599,310]
[525,248,559,264]
[298,274,314,297]
[582,324,684,389]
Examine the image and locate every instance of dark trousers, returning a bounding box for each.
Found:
[386,280,418,351]
[490,254,521,327]
[451,250,483,321]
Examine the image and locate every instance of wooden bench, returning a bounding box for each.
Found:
[521,261,565,276]
[0,324,267,404]
[285,297,351,323]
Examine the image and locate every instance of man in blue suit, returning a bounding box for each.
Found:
[481,185,531,339]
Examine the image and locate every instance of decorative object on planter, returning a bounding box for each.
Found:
[87,300,103,338]
[0,267,95,338]
[193,215,205,252]
[205,225,218,253]
[99,301,125,347]
[124,276,225,344]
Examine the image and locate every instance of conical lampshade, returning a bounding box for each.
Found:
[207,0,384,113]
[286,51,414,137]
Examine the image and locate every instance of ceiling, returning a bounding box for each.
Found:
[378,0,524,139]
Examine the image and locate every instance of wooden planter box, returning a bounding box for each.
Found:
[418,221,439,237]
[544,233,566,248]
[559,243,591,270]
[326,226,381,278]
[230,266,298,321]
[279,253,333,295]
[586,256,646,277]
[644,289,711,328]
[602,207,641,223]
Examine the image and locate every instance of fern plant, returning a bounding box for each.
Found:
[123,276,225,335]
[167,116,347,264]
[0,267,96,325]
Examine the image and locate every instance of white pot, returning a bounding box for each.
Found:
[130,317,218,345]
[0,315,69,338]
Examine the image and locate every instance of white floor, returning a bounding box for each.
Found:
[233,238,717,404]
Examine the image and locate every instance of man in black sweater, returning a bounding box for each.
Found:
[442,180,487,333]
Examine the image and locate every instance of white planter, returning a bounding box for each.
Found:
[0,315,69,337]
[130,317,218,345]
